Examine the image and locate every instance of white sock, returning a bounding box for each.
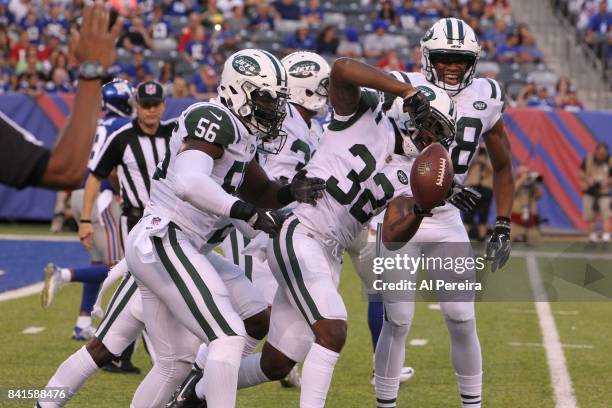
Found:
[237,353,271,389]
[194,342,208,371]
[196,352,271,400]
[38,346,98,407]
[603,232,610,242]
[60,268,72,283]
[242,334,260,357]
[589,232,599,242]
[197,336,245,408]
[300,343,340,408]
[374,321,410,408]
[75,316,91,329]
[457,372,482,408]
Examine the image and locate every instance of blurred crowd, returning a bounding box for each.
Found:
[556,0,612,68]
[0,0,583,109]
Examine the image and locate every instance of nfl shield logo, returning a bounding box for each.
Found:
[151,217,161,226]
[145,84,157,95]
[417,162,431,176]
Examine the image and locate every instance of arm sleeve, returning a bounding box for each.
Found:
[89,132,124,179]
[0,115,51,189]
[174,149,240,218]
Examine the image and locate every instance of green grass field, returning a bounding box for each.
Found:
[1,229,610,407]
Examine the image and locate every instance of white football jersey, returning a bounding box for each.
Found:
[258,103,322,183]
[293,90,397,249]
[401,72,505,227]
[147,100,258,252]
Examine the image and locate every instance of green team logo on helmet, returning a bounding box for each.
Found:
[232,55,261,76]
[417,85,436,101]
[288,61,321,78]
[422,28,434,42]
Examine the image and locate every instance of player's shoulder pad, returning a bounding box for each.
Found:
[359,88,383,110]
[181,102,240,146]
[471,77,506,112]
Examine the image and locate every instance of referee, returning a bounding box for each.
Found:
[78,80,174,373]
[83,80,175,244]
[0,3,122,191]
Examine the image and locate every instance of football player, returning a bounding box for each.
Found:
[373,17,514,408]
[165,51,331,406]
[41,79,132,341]
[178,58,460,408]
[124,49,325,408]
[222,50,329,386]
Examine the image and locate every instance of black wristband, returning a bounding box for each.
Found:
[229,201,255,222]
[277,185,294,206]
[80,219,91,224]
[494,216,511,233]
[495,216,511,224]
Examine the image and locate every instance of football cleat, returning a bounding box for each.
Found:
[371,366,415,385]
[102,359,141,374]
[399,366,415,383]
[41,263,66,309]
[166,368,206,408]
[279,365,301,388]
[71,325,95,341]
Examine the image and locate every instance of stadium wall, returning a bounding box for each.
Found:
[0,95,610,230]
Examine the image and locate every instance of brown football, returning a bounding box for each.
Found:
[409,143,454,210]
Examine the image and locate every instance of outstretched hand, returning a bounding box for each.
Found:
[70,1,123,68]
[290,170,327,206]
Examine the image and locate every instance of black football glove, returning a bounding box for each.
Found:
[447,182,482,213]
[230,201,286,237]
[248,208,286,237]
[485,216,512,272]
[289,170,326,206]
[402,89,431,128]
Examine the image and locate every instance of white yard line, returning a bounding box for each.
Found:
[508,342,593,350]
[526,255,578,408]
[506,308,578,316]
[514,250,612,260]
[22,326,45,334]
[0,282,43,302]
[0,233,79,242]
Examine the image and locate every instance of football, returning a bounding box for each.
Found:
[410,143,454,210]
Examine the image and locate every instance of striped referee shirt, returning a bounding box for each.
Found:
[89,118,176,212]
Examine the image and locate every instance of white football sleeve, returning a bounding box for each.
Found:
[174,149,239,218]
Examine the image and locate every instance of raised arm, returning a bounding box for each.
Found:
[329,58,427,118]
[40,2,122,189]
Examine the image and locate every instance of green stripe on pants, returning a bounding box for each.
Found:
[97,279,137,340]
[272,225,312,323]
[153,235,218,341]
[285,219,323,321]
[168,225,237,337]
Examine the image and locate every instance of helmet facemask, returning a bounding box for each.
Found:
[408,108,456,151]
[425,50,477,96]
[233,81,288,132]
[242,86,288,154]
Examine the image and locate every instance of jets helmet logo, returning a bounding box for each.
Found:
[417,85,436,101]
[422,28,434,42]
[288,61,320,78]
[232,55,261,76]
